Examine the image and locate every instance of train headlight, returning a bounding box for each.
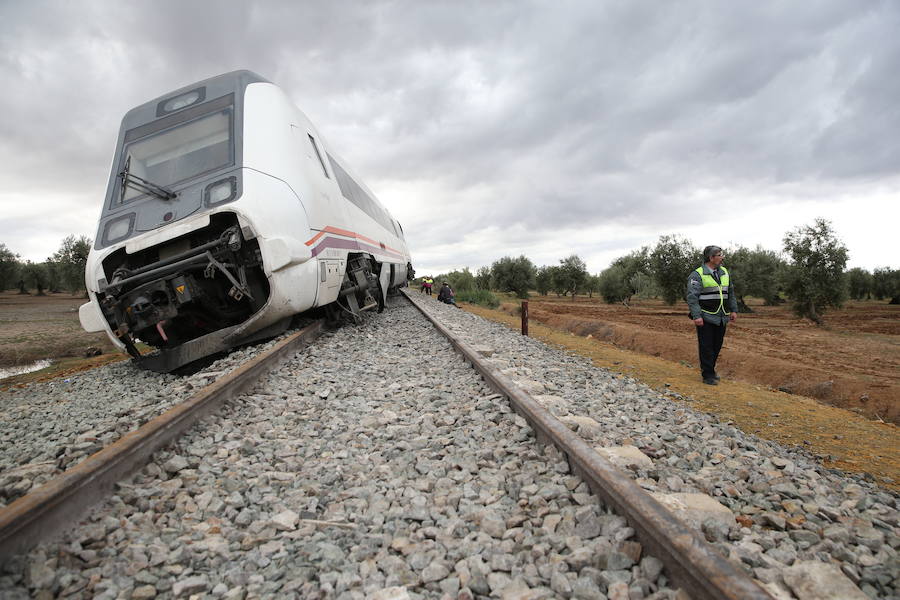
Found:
[204,177,237,206]
[163,91,200,112]
[156,87,206,117]
[102,213,135,245]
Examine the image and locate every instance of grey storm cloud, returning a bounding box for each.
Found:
[0,0,898,266]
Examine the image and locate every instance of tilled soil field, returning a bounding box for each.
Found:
[0,292,117,371]
[512,297,899,424]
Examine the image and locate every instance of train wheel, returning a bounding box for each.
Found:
[337,255,380,323]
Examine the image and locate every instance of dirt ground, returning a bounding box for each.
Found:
[456,295,898,489]
[0,291,119,373]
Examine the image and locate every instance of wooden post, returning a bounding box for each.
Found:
[521,300,528,336]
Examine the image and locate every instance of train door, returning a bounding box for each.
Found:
[293,127,351,306]
[292,126,349,232]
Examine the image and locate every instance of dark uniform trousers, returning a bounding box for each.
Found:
[696,321,726,380]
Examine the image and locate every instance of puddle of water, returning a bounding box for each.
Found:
[0,359,53,380]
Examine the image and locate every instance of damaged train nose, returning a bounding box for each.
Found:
[87,212,271,371]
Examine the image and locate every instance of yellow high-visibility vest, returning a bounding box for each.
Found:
[695,266,730,315]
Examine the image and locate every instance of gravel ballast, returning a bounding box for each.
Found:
[0,298,679,599]
[0,335,297,506]
[0,293,896,599]
[406,294,899,600]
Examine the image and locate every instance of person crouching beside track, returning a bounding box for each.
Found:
[437,281,458,307]
[686,245,737,385]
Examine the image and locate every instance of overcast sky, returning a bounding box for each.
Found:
[1,0,898,275]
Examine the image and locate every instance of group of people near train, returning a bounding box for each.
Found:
[419,276,457,306]
[419,276,434,295]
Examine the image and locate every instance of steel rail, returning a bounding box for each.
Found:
[0,320,325,564]
[401,289,772,600]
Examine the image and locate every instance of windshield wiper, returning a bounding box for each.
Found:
[119,156,177,202]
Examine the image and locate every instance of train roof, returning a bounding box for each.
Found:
[120,70,270,130]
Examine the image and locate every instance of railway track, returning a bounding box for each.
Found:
[402,291,769,600]
[0,321,326,562]
[0,293,894,598]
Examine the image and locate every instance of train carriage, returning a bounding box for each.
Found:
[79,70,413,372]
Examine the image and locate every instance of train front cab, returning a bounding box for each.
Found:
[79,72,317,371]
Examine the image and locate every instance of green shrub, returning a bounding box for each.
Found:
[456,288,500,308]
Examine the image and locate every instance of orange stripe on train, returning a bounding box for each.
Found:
[304,225,401,254]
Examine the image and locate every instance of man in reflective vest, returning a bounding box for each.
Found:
[686,245,737,385]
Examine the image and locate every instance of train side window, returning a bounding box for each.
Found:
[327,152,396,232]
[308,134,330,179]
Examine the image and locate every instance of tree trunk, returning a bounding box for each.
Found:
[890,296,899,305]
[808,301,822,325]
[737,296,753,313]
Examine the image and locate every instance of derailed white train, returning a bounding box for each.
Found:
[79,70,413,372]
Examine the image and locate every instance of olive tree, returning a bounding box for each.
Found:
[444,267,476,292]
[491,255,536,298]
[598,264,631,304]
[724,245,786,311]
[631,272,659,299]
[782,218,848,324]
[474,266,492,290]
[51,235,92,294]
[582,273,601,298]
[872,267,900,304]
[22,261,49,295]
[555,255,588,300]
[650,235,699,305]
[606,248,652,305]
[44,259,64,293]
[550,266,568,296]
[535,266,554,296]
[888,270,900,305]
[0,243,21,292]
[846,268,874,300]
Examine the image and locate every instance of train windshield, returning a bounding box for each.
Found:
[119,109,233,203]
